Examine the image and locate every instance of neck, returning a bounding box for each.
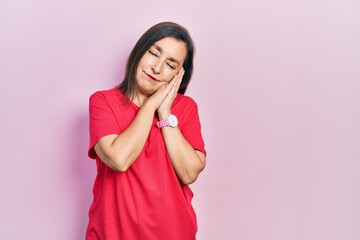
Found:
[132,92,149,107]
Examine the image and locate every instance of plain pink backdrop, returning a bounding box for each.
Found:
[1,0,359,239]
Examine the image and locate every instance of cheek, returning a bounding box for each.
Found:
[149,82,167,94]
[163,71,177,82]
[135,67,142,82]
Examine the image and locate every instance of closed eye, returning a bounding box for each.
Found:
[148,50,158,57]
[167,63,175,69]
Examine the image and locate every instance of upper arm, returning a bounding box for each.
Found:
[88,92,120,159]
[180,98,207,156]
[93,134,119,170]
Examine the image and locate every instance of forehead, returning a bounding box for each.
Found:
[152,37,187,64]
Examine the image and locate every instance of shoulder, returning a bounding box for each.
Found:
[89,88,124,103]
[90,88,123,99]
[172,94,200,118]
[174,94,198,109]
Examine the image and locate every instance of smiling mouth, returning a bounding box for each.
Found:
[144,72,158,81]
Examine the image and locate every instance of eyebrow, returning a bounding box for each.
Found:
[152,44,181,65]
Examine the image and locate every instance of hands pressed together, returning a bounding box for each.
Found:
[146,68,185,119]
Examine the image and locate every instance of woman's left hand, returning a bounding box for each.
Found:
[157,68,184,119]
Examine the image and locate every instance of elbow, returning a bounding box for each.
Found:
[181,170,202,185]
[112,163,130,172]
[106,149,140,172]
[106,155,133,172]
[182,175,198,185]
[94,142,136,172]
[181,164,206,185]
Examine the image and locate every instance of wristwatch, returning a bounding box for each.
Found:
[157,114,178,128]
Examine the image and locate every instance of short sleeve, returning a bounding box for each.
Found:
[88,91,120,159]
[180,99,207,156]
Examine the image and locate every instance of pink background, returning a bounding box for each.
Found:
[1,0,359,239]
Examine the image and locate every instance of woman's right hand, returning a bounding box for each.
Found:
[144,79,177,111]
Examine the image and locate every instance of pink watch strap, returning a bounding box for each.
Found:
[156,119,169,128]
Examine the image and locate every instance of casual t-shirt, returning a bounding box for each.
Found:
[86,88,206,240]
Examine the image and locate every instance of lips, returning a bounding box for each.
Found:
[144,72,158,81]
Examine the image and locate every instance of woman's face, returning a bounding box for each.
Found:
[135,37,187,97]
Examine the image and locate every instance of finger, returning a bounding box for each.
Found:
[164,79,178,97]
[175,68,184,80]
[159,68,184,97]
[173,68,184,92]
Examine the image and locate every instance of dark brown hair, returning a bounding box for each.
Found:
[118,22,195,99]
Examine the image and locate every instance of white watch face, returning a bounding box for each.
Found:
[168,114,178,127]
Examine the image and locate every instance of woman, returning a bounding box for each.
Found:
[86,22,206,240]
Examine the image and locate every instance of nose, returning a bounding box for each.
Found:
[151,60,161,74]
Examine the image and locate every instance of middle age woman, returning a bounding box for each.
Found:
[86,22,207,240]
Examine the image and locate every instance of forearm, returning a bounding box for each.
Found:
[161,126,206,184]
[95,103,156,171]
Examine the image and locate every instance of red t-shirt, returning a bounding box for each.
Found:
[86,88,206,240]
